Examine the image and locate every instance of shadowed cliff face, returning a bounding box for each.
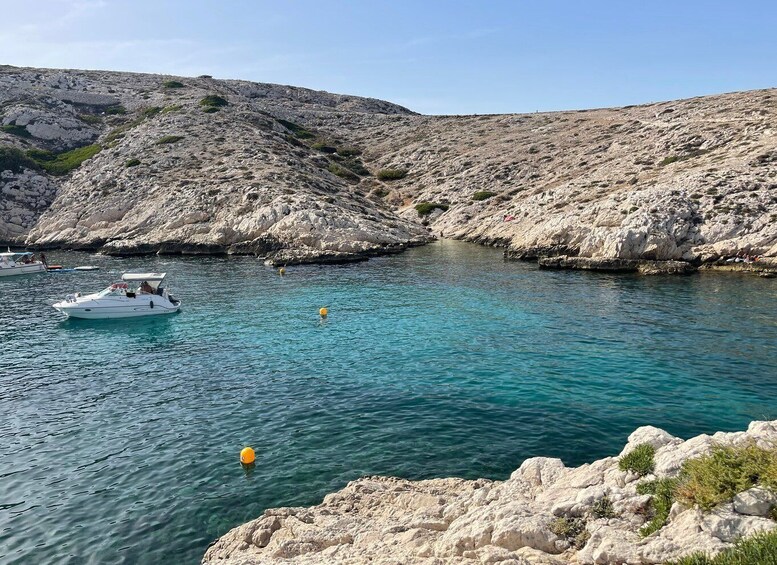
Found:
[1,65,775,263]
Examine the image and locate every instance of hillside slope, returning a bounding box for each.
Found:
[1,66,775,265]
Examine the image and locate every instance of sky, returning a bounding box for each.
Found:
[2,0,776,115]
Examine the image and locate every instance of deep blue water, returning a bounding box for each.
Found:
[1,240,776,564]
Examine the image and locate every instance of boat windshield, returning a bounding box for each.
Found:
[97,283,129,297]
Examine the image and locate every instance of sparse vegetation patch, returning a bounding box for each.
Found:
[27,144,102,175]
[666,529,777,565]
[415,202,449,216]
[619,443,655,476]
[2,124,32,138]
[0,146,39,173]
[327,163,359,181]
[277,119,314,139]
[377,168,407,181]
[155,135,184,145]
[473,191,497,201]
[199,95,228,108]
[163,80,185,89]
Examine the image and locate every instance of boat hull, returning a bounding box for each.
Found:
[0,263,46,276]
[53,296,181,319]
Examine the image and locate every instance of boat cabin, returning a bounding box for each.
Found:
[121,272,168,296]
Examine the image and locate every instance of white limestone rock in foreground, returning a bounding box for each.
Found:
[202,421,777,564]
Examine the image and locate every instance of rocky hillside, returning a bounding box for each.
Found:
[203,421,777,564]
[1,65,775,265]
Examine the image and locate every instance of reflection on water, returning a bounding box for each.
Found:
[1,240,776,564]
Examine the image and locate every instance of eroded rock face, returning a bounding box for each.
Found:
[202,421,777,564]
[2,66,776,265]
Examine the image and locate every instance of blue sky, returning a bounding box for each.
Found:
[2,0,776,114]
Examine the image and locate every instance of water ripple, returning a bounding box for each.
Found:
[0,241,776,564]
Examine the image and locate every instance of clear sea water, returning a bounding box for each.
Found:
[1,240,776,564]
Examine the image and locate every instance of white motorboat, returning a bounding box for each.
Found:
[0,250,46,277]
[53,272,181,319]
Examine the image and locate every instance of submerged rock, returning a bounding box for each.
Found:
[202,421,777,564]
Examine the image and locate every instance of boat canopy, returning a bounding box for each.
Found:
[122,272,167,289]
[0,251,33,258]
[122,273,167,282]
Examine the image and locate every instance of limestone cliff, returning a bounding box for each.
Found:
[203,422,777,564]
[1,65,775,265]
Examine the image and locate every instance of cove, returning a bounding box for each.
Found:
[1,240,775,564]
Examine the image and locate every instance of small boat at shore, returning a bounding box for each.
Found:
[0,250,47,277]
[53,272,181,319]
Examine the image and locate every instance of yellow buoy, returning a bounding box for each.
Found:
[240,446,255,465]
[279,267,286,275]
[319,307,328,317]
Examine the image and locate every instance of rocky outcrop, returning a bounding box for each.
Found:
[203,421,777,564]
[537,256,698,275]
[1,65,776,265]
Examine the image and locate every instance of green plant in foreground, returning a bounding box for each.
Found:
[549,517,589,549]
[674,443,777,510]
[636,477,677,536]
[619,443,655,476]
[591,495,617,519]
[155,135,184,145]
[199,95,228,108]
[473,190,497,201]
[415,202,449,216]
[667,529,777,565]
[125,158,141,167]
[377,168,407,180]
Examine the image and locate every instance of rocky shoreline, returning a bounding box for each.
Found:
[203,422,777,564]
[2,66,776,268]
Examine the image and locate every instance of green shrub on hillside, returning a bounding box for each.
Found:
[377,168,407,180]
[473,190,497,201]
[311,141,337,153]
[336,147,362,157]
[659,155,680,166]
[163,80,185,89]
[142,107,163,118]
[619,443,655,476]
[29,144,102,175]
[277,119,314,139]
[125,158,141,167]
[105,105,127,115]
[2,124,32,138]
[155,135,184,145]
[78,114,102,125]
[202,106,220,113]
[199,95,228,108]
[415,202,449,216]
[327,163,359,181]
[0,146,39,173]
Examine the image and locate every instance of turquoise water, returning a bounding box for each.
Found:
[1,240,776,564]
